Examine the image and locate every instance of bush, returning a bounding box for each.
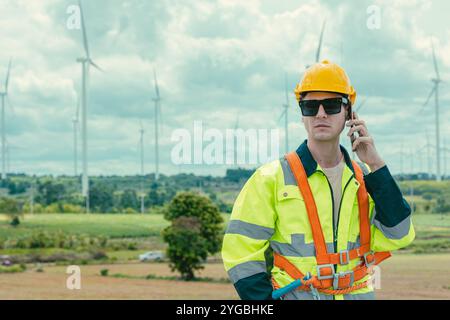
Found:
[433,196,450,214]
[10,216,20,227]
[0,197,23,225]
[0,231,109,251]
[124,207,137,214]
[90,250,107,260]
[100,269,109,276]
[0,265,26,274]
[127,242,138,251]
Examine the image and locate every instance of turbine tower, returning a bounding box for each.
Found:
[72,93,80,176]
[76,0,102,212]
[422,40,442,181]
[152,68,161,181]
[0,59,12,180]
[139,121,145,214]
[278,74,290,154]
[315,20,326,63]
[305,19,326,69]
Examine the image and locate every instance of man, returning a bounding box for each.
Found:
[221,60,415,300]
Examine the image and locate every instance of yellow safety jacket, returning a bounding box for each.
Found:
[222,140,415,300]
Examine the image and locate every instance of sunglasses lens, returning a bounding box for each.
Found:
[299,98,344,116]
[322,98,343,114]
[299,100,319,116]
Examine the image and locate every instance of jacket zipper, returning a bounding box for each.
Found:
[335,175,354,251]
[321,171,353,300]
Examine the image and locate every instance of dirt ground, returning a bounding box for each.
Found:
[0,253,448,300]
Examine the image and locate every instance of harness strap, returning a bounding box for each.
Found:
[273,251,391,293]
[285,152,329,261]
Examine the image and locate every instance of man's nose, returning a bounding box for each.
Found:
[316,105,327,118]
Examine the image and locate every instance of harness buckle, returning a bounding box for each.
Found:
[339,249,350,265]
[333,270,354,290]
[363,251,375,267]
[316,264,334,280]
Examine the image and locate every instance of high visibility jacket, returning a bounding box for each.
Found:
[222,140,415,300]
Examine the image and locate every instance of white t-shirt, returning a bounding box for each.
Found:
[321,158,345,231]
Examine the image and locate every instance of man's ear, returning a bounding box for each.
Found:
[346,106,352,121]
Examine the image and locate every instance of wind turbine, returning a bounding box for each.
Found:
[278,74,290,154]
[72,93,80,176]
[422,40,442,181]
[76,0,102,213]
[315,20,326,63]
[0,58,12,180]
[355,98,368,113]
[152,68,161,181]
[4,139,22,175]
[306,20,326,69]
[139,121,145,213]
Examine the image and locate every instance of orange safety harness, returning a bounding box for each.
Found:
[272,151,391,296]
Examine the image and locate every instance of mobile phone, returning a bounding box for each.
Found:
[350,111,356,151]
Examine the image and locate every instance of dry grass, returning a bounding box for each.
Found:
[0,254,449,300]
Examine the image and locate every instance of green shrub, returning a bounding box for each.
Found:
[100,269,109,276]
[0,265,26,274]
[127,242,138,251]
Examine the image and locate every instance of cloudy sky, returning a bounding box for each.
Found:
[0,0,449,177]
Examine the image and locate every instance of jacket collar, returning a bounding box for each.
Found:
[295,139,355,177]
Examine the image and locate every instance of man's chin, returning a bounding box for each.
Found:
[312,133,339,141]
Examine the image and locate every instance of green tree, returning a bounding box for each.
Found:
[162,192,224,280]
[0,197,23,226]
[120,189,139,211]
[147,182,164,206]
[162,216,208,280]
[35,180,66,205]
[89,183,114,213]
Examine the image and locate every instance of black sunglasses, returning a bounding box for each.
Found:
[299,97,349,116]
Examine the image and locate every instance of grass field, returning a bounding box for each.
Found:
[0,213,447,251]
[0,254,448,299]
[0,214,232,240]
[0,214,170,239]
[0,213,449,299]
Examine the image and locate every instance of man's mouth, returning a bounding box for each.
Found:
[314,124,331,128]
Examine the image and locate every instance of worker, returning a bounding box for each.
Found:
[221,60,415,300]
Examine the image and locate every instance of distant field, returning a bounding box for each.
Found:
[0,212,445,240]
[0,214,169,240]
[0,213,231,241]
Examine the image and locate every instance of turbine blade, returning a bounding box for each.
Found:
[5,58,12,93]
[421,86,436,112]
[278,109,286,123]
[355,98,368,112]
[79,0,90,59]
[431,40,440,80]
[153,68,160,99]
[284,73,289,107]
[315,20,326,63]
[7,96,15,116]
[158,101,163,134]
[89,60,102,72]
[75,92,80,120]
